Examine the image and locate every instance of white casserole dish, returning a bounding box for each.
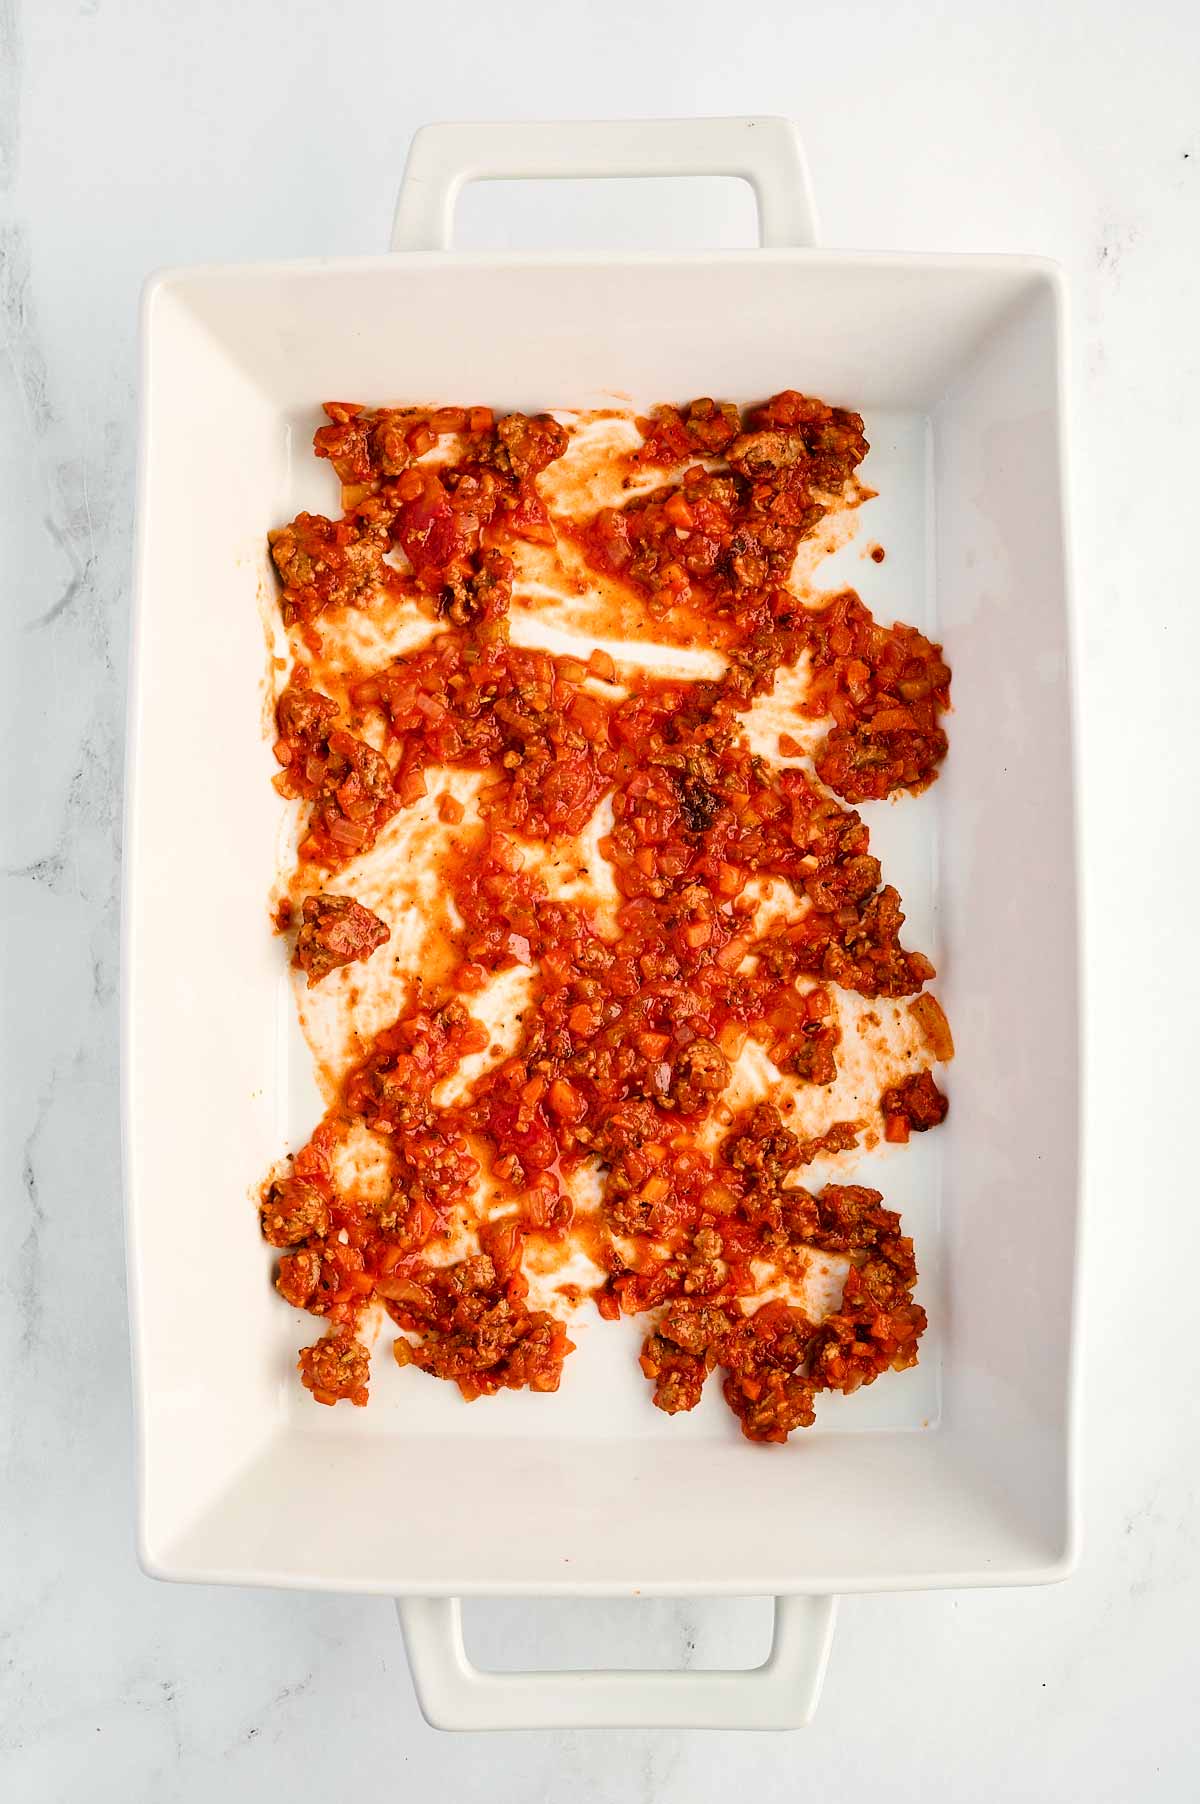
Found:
[122,117,1081,1730]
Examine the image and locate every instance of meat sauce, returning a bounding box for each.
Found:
[260,391,952,1440]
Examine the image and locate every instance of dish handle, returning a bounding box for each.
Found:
[396,1594,837,1731]
[390,116,819,252]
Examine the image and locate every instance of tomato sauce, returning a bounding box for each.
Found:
[259,392,951,1441]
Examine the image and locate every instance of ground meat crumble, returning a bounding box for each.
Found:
[880,1070,950,1143]
[292,893,390,986]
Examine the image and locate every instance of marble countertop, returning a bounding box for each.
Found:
[3,0,1199,1796]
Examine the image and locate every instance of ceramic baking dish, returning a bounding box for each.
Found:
[122,117,1081,1730]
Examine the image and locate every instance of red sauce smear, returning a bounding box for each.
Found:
[260,392,950,1441]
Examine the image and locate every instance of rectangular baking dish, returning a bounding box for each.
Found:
[122,117,1081,1730]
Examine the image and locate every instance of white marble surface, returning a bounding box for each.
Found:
[3,0,1199,1795]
